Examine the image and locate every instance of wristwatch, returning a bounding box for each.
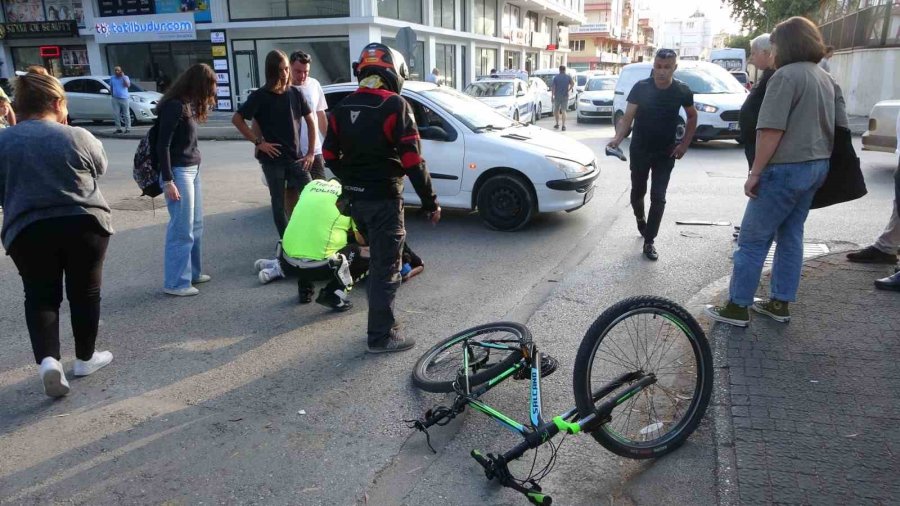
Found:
[253,137,263,145]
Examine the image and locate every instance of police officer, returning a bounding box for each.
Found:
[323,43,440,353]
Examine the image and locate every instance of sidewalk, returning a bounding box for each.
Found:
[77,111,872,142]
[708,252,900,504]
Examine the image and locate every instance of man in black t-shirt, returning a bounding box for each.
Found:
[608,49,698,261]
[232,50,317,238]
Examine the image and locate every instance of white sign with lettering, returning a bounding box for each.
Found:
[95,13,196,44]
[213,59,228,71]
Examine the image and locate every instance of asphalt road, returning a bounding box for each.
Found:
[1,119,896,505]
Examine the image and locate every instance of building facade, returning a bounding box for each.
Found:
[566,0,654,73]
[658,10,714,60]
[0,0,585,110]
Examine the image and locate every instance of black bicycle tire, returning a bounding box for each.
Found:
[412,322,528,393]
[572,296,713,459]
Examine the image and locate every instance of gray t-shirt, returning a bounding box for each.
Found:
[551,73,573,99]
[756,62,848,165]
[0,120,112,250]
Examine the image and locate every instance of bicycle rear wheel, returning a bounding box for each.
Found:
[572,296,713,459]
[412,322,528,393]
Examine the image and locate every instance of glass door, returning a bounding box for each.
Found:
[233,50,258,108]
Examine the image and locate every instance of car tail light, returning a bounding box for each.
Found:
[868,118,877,131]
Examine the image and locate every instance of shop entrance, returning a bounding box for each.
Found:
[233,50,258,108]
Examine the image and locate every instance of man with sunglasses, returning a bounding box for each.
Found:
[607,48,698,261]
[289,51,329,180]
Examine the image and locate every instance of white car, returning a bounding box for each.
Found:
[532,69,577,110]
[464,78,537,124]
[613,61,748,143]
[862,99,900,153]
[322,81,599,231]
[528,77,552,118]
[575,70,608,95]
[577,76,617,123]
[60,76,162,125]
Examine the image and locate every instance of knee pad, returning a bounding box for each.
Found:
[330,254,353,287]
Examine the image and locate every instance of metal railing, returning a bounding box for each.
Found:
[819,0,900,50]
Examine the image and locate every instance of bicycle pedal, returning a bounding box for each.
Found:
[513,355,559,380]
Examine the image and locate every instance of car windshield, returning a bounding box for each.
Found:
[103,78,146,93]
[674,66,746,94]
[419,86,515,131]
[577,75,588,86]
[535,74,554,88]
[586,78,616,91]
[465,81,514,97]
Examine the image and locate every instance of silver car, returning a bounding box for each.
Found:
[60,76,162,125]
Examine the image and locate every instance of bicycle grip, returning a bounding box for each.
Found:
[527,493,552,505]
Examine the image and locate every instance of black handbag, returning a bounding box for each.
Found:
[811,126,867,209]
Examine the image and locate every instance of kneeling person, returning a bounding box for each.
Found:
[257,179,361,311]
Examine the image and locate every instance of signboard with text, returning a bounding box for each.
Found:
[98,0,211,22]
[0,20,78,39]
[210,30,232,111]
[94,12,195,43]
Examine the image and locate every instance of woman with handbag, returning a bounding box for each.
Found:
[706,16,848,327]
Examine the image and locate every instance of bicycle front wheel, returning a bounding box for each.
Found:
[572,296,713,459]
[412,322,528,393]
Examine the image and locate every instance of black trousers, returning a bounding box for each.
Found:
[261,159,312,237]
[280,244,362,296]
[8,215,110,364]
[350,199,405,345]
[630,149,676,243]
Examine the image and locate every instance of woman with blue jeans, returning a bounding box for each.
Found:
[706,16,848,327]
[155,64,218,296]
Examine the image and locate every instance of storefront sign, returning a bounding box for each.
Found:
[215,72,228,84]
[98,0,154,17]
[0,20,78,39]
[210,31,225,44]
[217,99,231,110]
[94,12,195,43]
[211,45,225,57]
[210,30,232,111]
[216,85,229,97]
[213,59,227,71]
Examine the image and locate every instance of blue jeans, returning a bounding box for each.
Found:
[162,166,203,290]
[111,97,131,130]
[729,159,829,306]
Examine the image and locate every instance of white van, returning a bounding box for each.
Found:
[532,68,577,110]
[613,60,748,143]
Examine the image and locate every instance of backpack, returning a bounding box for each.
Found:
[133,119,161,197]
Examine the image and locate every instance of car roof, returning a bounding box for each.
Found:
[60,75,111,82]
[470,78,521,84]
[323,81,439,94]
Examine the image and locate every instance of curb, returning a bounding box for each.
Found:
[685,243,858,506]
[88,130,243,142]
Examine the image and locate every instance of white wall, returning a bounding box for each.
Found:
[832,47,900,117]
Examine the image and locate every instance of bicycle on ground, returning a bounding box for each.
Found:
[407,296,713,505]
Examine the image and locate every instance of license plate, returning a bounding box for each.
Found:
[728,122,739,131]
[598,106,612,112]
[583,185,595,205]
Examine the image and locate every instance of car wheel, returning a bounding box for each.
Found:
[130,110,138,125]
[477,174,536,232]
[537,103,542,120]
[531,105,538,124]
[91,119,105,125]
[513,110,520,122]
[577,115,584,124]
[614,111,632,138]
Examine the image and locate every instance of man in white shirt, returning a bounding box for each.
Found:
[290,50,329,179]
[848,110,900,288]
[425,67,440,84]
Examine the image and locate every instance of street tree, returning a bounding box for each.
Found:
[723,0,839,33]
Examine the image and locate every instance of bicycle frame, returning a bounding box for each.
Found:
[411,340,657,505]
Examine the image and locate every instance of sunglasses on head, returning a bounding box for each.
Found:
[656,49,677,59]
[290,51,310,64]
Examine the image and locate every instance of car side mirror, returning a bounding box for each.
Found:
[99,88,110,95]
[420,125,449,141]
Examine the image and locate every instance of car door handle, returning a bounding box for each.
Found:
[614,91,624,95]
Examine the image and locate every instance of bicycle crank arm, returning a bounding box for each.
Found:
[470,450,553,505]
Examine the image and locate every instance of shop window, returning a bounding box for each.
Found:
[229,0,349,20]
[435,43,456,88]
[476,47,496,77]
[11,45,89,78]
[250,39,351,85]
[378,0,422,24]
[382,37,425,80]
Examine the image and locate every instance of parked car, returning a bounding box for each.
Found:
[60,76,162,124]
[464,78,537,124]
[613,61,748,143]
[862,99,900,153]
[528,77,552,118]
[532,68,577,110]
[575,70,608,95]
[322,81,599,231]
[577,75,618,123]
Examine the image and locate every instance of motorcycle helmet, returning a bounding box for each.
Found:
[354,42,409,94]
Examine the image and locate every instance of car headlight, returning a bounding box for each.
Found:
[547,156,590,175]
[694,102,718,113]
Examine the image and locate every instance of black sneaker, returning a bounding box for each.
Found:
[298,285,314,304]
[561,126,566,131]
[553,124,559,129]
[367,336,416,354]
[636,217,647,236]
[315,289,352,312]
[114,129,123,134]
[643,242,658,261]
[846,246,897,264]
[513,354,559,380]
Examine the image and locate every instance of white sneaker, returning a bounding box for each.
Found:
[258,263,284,284]
[73,350,113,377]
[253,258,277,273]
[165,286,200,296]
[39,357,70,397]
[193,274,211,284]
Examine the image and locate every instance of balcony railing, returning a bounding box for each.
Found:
[819,0,900,50]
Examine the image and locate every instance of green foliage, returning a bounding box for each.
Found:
[722,0,834,33]
[724,33,754,53]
